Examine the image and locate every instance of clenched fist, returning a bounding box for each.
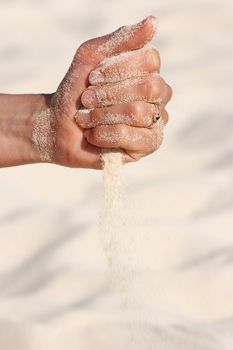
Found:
[0,16,172,169]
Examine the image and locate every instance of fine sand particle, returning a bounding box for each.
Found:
[98,22,141,55]
[99,149,151,349]
[98,17,156,56]
[32,109,55,162]
[95,73,161,107]
[91,47,156,85]
[99,149,124,285]
[100,149,142,296]
[100,112,132,126]
[91,50,143,84]
[99,117,164,348]
[99,116,164,279]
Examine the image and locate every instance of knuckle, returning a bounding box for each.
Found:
[98,66,108,80]
[89,68,103,84]
[90,109,100,125]
[131,101,144,117]
[96,87,110,104]
[167,84,173,101]
[104,88,113,104]
[90,108,104,126]
[106,64,122,82]
[127,102,152,126]
[156,76,165,95]
[113,65,123,80]
[92,127,100,143]
[107,125,125,146]
[116,124,126,139]
[143,103,155,126]
[150,48,161,69]
[145,78,159,101]
[163,110,169,124]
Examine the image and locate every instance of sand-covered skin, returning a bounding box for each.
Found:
[90,47,159,84]
[97,18,155,55]
[0,0,233,349]
[88,73,162,107]
[32,109,55,162]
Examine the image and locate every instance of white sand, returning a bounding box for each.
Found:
[0,0,233,349]
[99,149,124,285]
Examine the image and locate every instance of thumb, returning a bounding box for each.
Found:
[77,15,157,65]
[54,16,157,114]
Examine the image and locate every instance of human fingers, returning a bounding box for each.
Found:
[53,16,157,114]
[76,96,170,129]
[81,73,166,108]
[89,47,160,85]
[83,120,164,159]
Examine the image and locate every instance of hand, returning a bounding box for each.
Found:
[40,16,171,169]
[76,46,172,162]
[0,17,172,169]
[43,17,168,169]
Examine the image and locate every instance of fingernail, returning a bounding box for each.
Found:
[75,110,91,125]
[89,69,103,84]
[82,90,97,107]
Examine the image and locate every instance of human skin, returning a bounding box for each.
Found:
[0,16,172,169]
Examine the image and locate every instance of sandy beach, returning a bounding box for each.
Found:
[0,0,233,349]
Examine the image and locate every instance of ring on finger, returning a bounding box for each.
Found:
[148,103,161,128]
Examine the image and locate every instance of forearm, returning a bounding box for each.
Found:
[0,93,50,167]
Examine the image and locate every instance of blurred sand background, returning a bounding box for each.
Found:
[0,0,233,349]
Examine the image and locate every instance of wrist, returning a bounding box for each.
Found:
[0,93,53,167]
[31,94,56,164]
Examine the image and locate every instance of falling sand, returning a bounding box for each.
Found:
[99,118,165,349]
[100,149,124,286]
